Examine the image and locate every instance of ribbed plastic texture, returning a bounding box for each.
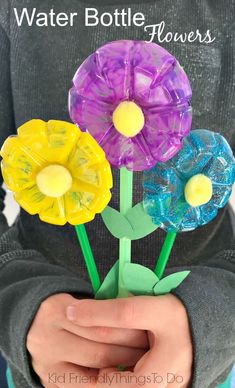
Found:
[69,40,192,171]
[143,130,235,232]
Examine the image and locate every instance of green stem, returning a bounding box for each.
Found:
[75,224,101,294]
[154,232,177,279]
[118,167,133,298]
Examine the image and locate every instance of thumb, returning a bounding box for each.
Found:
[66,295,178,331]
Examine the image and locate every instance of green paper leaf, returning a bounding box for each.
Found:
[102,203,158,240]
[101,206,133,239]
[153,271,190,295]
[126,203,158,240]
[95,260,119,300]
[122,263,159,295]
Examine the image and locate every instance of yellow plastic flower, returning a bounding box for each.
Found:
[0,119,113,225]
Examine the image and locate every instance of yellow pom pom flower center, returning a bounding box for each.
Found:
[184,174,213,207]
[36,165,72,198]
[112,101,145,138]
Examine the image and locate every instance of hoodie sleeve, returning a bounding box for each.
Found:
[0,225,93,387]
[171,234,235,387]
[0,16,93,388]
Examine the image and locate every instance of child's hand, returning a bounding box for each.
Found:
[27,293,148,387]
[67,295,193,388]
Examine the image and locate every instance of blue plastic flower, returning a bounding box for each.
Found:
[143,130,235,232]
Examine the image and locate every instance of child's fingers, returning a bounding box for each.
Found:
[61,321,149,349]
[66,296,170,331]
[55,330,146,369]
[134,339,192,388]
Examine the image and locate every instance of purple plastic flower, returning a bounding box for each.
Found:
[69,40,192,171]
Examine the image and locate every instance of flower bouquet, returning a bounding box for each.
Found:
[1,40,235,302]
